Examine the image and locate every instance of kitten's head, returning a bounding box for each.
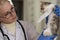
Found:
[40,2,54,13]
[37,2,55,23]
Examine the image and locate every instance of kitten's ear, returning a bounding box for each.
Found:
[40,1,45,4]
[40,1,45,3]
[40,1,51,5]
[40,1,42,5]
[40,1,43,3]
[40,1,44,4]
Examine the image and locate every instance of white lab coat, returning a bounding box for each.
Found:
[0,20,39,40]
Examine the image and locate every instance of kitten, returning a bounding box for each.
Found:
[39,2,59,40]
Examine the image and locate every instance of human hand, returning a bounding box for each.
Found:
[38,32,57,40]
[54,5,60,16]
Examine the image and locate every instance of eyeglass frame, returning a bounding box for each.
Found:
[0,6,15,18]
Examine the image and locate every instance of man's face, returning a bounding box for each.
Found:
[0,1,17,24]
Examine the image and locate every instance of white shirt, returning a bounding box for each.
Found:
[1,21,25,40]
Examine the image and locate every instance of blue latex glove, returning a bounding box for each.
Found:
[38,32,57,40]
[54,5,60,16]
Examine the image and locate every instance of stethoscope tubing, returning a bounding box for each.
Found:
[0,20,27,40]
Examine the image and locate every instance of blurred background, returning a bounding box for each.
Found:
[11,0,60,36]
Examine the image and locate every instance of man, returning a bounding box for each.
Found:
[0,0,39,40]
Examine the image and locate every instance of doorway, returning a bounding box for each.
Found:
[12,0,23,20]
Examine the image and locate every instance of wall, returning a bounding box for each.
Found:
[23,0,57,33]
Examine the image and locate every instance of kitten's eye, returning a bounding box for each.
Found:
[44,2,51,5]
[41,7,44,10]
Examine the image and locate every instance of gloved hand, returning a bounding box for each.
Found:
[46,5,60,24]
[54,5,60,16]
[38,32,57,40]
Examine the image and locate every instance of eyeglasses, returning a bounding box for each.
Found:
[0,6,14,18]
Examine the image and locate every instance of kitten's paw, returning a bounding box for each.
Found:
[43,29,52,36]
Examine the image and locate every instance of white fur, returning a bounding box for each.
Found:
[43,13,55,36]
[54,36,58,40]
[43,27,52,36]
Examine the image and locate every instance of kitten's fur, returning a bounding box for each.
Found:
[40,2,59,40]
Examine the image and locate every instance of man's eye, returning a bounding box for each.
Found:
[5,12,11,16]
[11,7,14,10]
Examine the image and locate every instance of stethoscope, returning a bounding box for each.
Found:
[0,20,27,40]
